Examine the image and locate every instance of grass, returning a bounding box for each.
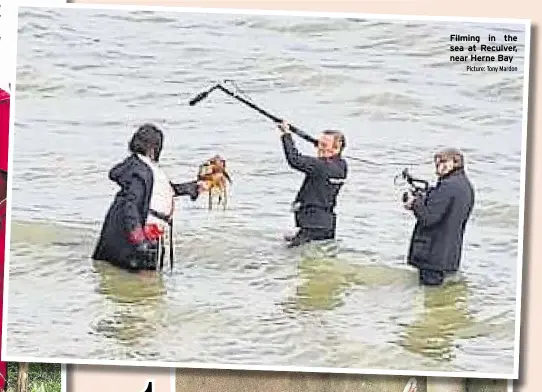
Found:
[6,363,61,392]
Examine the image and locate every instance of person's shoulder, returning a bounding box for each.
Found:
[459,172,475,193]
[109,154,151,183]
[130,155,153,177]
[442,171,473,194]
[114,154,143,170]
[336,156,348,171]
[325,156,347,178]
[451,170,471,185]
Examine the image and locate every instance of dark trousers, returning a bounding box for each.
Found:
[286,227,335,248]
[418,268,445,286]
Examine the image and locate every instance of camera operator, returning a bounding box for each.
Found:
[403,148,475,286]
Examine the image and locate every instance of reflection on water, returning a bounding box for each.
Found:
[294,257,352,311]
[291,255,418,311]
[399,279,474,362]
[291,256,489,366]
[6,6,526,374]
[90,261,167,347]
[93,260,166,304]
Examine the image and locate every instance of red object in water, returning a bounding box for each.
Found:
[0,87,10,390]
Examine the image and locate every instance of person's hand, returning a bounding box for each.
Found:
[143,224,164,241]
[278,120,291,134]
[403,191,416,210]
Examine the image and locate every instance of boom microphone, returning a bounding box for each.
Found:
[189,91,210,106]
[187,81,435,167]
[188,81,319,145]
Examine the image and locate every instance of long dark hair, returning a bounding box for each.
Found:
[128,124,164,162]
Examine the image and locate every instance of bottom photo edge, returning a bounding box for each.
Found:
[60,364,514,392]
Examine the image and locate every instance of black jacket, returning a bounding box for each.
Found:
[407,168,475,272]
[281,133,348,230]
[92,154,199,270]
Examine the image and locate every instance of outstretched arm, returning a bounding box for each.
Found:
[281,133,326,175]
[281,133,347,181]
[171,181,200,201]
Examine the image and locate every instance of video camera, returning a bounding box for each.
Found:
[394,168,430,203]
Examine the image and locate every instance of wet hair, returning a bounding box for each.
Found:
[322,130,346,155]
[434,147,464,169]
[129,123,164,161]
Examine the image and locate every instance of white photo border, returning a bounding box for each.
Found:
[1,1,532,381]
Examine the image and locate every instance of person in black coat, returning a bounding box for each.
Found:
[278,121,348,248]
[403,148,475,286]
[92,124,210,271]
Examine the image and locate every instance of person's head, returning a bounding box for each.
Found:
[317,130,346,159]
[433,147,464,177]
[128,123,164,162]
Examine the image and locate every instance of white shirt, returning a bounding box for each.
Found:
[138,154,174,229]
